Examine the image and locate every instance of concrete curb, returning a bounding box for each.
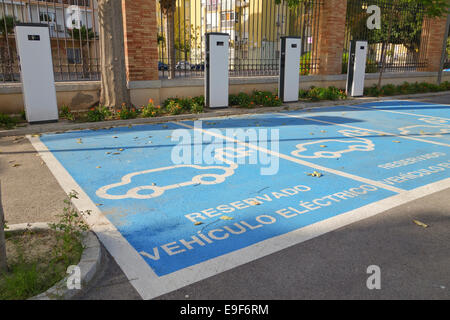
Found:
[5,223,102,300]
[1,90,449,137]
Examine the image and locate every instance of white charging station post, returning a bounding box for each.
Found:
[279,36,301,103]
[15,23,58,123]
[346,40,368,97]
[205,33,229,108]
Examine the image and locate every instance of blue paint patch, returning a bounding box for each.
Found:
[350,101,450,127]
[39,101,450,276]
[286,102,450,145]
[40,122,394,276]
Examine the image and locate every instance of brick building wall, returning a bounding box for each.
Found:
[122,0,159,82]
[420,16,449,72]
[315,0,348,75]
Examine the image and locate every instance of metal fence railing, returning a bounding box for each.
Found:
[343,0,430,74]
[0,0,100,83]
[157,0,323,79]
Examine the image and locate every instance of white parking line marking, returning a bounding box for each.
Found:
[174,122,405,194]
[279,112,450,148]
[346,104,450,121]
[27,135,161,300]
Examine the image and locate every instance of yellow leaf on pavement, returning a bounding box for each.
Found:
[413,220,428,228]
[307,171,323,178]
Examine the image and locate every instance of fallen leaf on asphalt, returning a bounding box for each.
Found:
[307,171,323,178]
[220,216,233,220]
[413,220,428,228]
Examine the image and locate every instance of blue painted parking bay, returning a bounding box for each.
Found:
[37,101,450,284]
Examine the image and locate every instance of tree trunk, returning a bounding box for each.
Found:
[0,181,7,274]
[81,43,89,79]
[98,0,131,109]
[377,41,387,89]
[1,35,13,82]
[377,0,397,90]
[165,8,176,79]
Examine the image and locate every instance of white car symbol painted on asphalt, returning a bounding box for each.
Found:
[96,147,251,200]
[291,129,375,159]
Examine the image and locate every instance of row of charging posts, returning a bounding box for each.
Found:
[205,33,368,108]
[15,25,368,122]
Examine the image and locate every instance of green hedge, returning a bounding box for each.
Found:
[16,81,449,125]
[364,81,450,97]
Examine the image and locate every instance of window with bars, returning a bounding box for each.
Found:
[157,0,323,79]
[0,0,100,82]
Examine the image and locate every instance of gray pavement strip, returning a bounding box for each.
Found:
[1,91,449,138]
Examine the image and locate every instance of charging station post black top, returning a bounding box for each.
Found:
[279,36,301,103]
[205,32,230,109]
[346,40,368,97]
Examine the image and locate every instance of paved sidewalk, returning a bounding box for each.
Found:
[0,135,66,224]
[1,91,449,138]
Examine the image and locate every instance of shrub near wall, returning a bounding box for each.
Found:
[364,81,450,97]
